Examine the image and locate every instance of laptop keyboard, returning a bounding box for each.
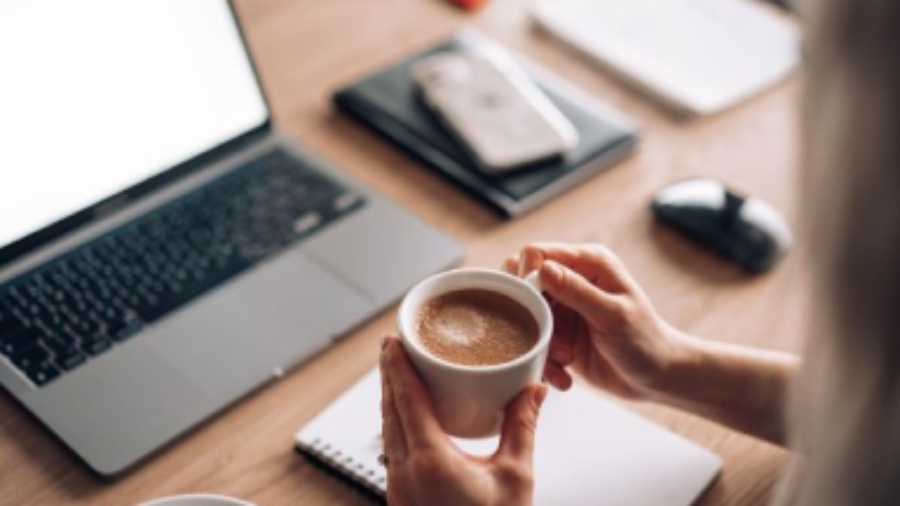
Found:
[0,148,365,387]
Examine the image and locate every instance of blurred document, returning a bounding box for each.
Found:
[532,0,799,115]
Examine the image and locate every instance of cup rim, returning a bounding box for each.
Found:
[398,267,552,374]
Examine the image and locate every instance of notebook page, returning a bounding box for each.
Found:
[295,369,721,505]
[295,371,388,492]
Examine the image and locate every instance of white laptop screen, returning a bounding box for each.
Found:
[0,0,268,257]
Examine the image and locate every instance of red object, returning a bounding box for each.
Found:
[447,0,490,10]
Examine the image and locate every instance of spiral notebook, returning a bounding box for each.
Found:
[294,369,721,505]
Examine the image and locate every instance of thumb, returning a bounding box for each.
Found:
[496,384,548,463]
[540,261,619,319]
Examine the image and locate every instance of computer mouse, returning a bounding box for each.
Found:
[652,178,793,272]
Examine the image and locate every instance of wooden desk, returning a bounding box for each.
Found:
[0,0,804,504]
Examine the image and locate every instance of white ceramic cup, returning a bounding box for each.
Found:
[397,268,552,438]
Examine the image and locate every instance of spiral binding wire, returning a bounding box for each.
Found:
[299,437,387,499]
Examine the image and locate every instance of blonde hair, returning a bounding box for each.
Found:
[776,0,900,504]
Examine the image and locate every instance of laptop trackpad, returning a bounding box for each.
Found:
[148,249,373,400]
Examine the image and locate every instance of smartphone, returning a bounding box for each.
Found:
[412,50,579,174]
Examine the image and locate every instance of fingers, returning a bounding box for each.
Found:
[550,338,574,366]
[380,339,407,461]
[539,260,622,322]
[502,254,520,276]
[381,337,445,451]
[543,360,573,391]
[518,246,548,277]
[519,243,636,294]
[496,384,548,463]
[549,303,576,366]
[503,256,517,275]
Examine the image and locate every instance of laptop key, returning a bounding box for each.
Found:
[54,349,88,371]
[70,317,100,337]
[22,361,61,387]
[44,334,79,356]
[0,326,43,356]
[0,311,26,335]
[79,334,113,356]
[12,345,51,371]
[108,321,142,343]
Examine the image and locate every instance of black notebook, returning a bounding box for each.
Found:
[333,31,640,217]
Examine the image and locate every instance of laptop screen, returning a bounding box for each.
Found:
[0,0,268,263]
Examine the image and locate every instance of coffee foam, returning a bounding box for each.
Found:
[414,289,539,366]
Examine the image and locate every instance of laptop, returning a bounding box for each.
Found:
[0,0,462,476]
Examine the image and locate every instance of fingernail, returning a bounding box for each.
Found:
[381,336,390,351]
[535,385,549,408]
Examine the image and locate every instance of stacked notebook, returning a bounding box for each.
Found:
[333,31,639,217]
[295,369,722,505]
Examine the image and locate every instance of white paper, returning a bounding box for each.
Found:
[296,369,721,506]
[531,0,800,115]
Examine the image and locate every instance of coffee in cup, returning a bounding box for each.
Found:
[398,268,552,438]
[414,289,539,366]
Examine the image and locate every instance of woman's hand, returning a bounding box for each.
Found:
[504,243,693,401]
[504,243,799,445]
[380,336,548,506]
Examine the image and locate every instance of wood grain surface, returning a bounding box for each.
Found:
[0,0,805,504]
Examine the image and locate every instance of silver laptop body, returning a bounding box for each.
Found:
[0,0,461,476]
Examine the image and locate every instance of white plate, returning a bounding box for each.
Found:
[138,494,254,506]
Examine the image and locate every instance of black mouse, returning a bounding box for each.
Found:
[652,178,793,273]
